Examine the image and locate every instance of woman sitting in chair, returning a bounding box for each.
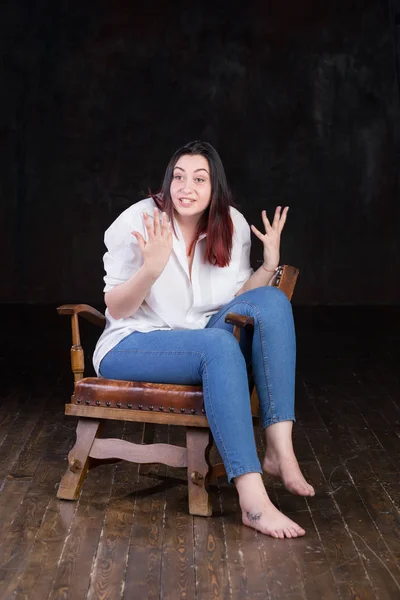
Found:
[93,140,314,539]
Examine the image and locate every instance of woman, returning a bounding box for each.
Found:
[93,140,314,539]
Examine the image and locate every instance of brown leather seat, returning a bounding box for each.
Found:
[74,377,205,414]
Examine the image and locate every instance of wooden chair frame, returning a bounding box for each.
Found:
[57,265,299,516]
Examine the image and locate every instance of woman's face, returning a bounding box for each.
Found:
[170,154,212,224]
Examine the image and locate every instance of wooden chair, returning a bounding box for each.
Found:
[57,265,299,516]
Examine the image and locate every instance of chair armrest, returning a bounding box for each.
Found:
[57,303,106,383]
[270,265,299,301]
[57,304,106,328]
[225,313,255,329]
[224,265,299,340]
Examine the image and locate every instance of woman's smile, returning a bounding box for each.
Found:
[178,197,196,207]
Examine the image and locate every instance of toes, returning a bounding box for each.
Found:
[283,528,292,538]
[277,530,285,539]
[287,479,315,497]
[290,521,306,537]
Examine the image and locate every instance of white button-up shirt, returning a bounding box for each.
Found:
[92,197,253,374]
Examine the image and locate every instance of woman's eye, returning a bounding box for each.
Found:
[195,178,205,184]
[174,174,182,180]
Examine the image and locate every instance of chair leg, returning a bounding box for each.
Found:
[57,418,101,500]
[186,428,213,517]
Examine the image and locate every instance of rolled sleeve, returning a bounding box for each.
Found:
[235,220,253,292]
[103,213,144,293]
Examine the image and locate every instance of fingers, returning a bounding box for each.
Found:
[131,231,146,253]
[145,208,172,239]
[262,206,289,233]
[160,211,166,235]
[261,210,271,232]
[143,212,154,240]
[141,209,172,253]
[272,206,281,229]
[153,207,161,236]
[271,206,289,230]
[278,206,289,233]
[164,213,173,245]
[160,211,170,236]
[250,224,265,241]
[167,226,173,248]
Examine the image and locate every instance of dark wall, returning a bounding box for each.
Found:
[2,0,399,305]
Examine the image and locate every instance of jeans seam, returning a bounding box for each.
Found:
[200,353,235,478]
[108,349,204,356]
[210,299,277,422]
[252,301,278,422]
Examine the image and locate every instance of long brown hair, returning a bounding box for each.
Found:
[153,141,234,267]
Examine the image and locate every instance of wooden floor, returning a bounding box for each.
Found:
[0,306,399,600]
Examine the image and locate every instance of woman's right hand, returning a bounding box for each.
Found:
[131,207,173,278]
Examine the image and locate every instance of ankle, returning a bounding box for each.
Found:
[235,471,264,490]
[264,421,295,457]
[234,472,270,511]
[265,447,293,461]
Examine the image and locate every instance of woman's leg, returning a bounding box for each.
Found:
[100,327,306,538]
[207,286,314,497]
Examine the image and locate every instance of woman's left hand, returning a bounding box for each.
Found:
[250,206,289,270]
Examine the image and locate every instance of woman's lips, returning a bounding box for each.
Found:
[179,198,195,206]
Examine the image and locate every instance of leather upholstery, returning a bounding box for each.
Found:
[73,377,205,414]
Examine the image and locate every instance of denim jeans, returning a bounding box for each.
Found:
[99,286,296,481]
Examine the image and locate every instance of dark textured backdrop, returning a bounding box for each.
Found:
[2,0,399,305]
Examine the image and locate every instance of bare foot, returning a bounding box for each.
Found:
[242,498,306,539]
[263,452,315,497]
[235,472,306,539]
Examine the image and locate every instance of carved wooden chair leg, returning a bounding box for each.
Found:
[186,427,213,516]
[57,418,101,500]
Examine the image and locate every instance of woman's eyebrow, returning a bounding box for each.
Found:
[173,166,209,174]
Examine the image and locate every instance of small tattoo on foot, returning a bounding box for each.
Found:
[247,511,262,523]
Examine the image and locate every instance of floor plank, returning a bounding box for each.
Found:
[123,424,167,600]
[160,426,196,600]
[218,479,253,599]
[49,421,124,600]
[86,422,143,600]
[0,458,66,600]
[193,490,230,600]
[0,393,48,481]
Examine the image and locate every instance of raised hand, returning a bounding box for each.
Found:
[250,206,289,270]
[132,207,173,278]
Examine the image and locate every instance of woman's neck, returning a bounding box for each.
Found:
[174,216,201,257]
[174,214,199,238]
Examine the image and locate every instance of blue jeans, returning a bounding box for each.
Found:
[99,286,296,481]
